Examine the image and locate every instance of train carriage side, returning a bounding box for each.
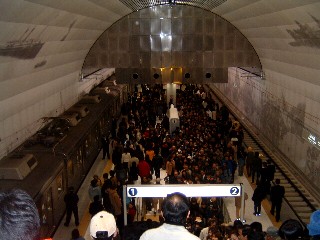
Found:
[0,150,66,237]
[0,81,127,238]
[55,91,121,188]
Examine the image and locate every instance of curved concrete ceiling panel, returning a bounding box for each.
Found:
[0,0,319,98]
[83,5,261,83]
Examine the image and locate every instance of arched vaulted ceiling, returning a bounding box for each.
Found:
[83,5,262,84]
[0,0,320,158]
[0,0,319,99]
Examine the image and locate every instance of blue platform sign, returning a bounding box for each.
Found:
[230,187,240,195]
[128,188,138,197]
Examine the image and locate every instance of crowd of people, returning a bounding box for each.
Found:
[87,84,318,240]
[1,84,319,240]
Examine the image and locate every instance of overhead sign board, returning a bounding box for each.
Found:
[126,184,241,198]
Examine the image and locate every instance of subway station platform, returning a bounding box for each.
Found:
[53,150,297,239]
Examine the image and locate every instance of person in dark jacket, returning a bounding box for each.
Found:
[129,161,139,181]
[64,186,79,226]
[260,162,269,184]
[266,159,276,181]
[89,195,104,218]
[252,183,266,216]
[270,179,285,222]
[101,135,110,160]
[245,146,254,177]
[237,147,246,176]
[153,151,163,179]
[251,152,262,184]
[101,173,113,212]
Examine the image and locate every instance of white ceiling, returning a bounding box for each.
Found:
[0,0,319,100]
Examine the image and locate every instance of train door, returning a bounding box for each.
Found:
[83,128,99,170]
[67,146,86,186]
[75,147,86,179]
[66,157,74,179]
[38,187,54,237]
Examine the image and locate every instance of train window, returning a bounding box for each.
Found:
[67,158,74,176]
[95,125,100,142]
[77,148,83,165]
[56,172,64,196]
[77,149,83,166]
[41,188,53,226]
[84,137,93,157]
[99,118,104,131]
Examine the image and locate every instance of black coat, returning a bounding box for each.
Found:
[64,192,79,208]
[252,156,262,171]
[252,185,267,202]
[153,154,163,170]
[270,185,285,203]
[89,200,104,217]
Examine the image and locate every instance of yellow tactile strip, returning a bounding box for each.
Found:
[78,159,114,236]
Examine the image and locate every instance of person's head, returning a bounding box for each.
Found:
[161,192,189,226]
[279,219,303,239]
[275,179,280,185]
[94,174,100,180]
[250,221,263,233]
[0,189,40,240]
[91,179,98,187]
[90,211,118,240]
[308,210,320,237]
[128,202,134,209]
[207,218,216,227]
[248,231,265,240]
[233,219,243,229]
[241,224,252,239]
[103,173,109,180]
[266,226,279,240]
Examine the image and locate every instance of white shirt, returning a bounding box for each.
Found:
[202,101,207,109]
[206,110,212,119]
[139,223,200,240]
[199,227,209,240]
[121,152,131,163]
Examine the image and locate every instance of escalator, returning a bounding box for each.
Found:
[207,84,319,226]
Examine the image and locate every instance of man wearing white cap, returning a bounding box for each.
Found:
[90,211,119,240]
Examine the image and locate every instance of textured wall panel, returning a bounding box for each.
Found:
[83,5,261,83]
[172,52,182,67]
[212,66,320,201]
[151,18,161,35]
[151,52,161,67]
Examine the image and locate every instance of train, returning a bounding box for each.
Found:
[0,77,129,237]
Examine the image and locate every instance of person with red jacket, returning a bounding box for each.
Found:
[138,158,151,181]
